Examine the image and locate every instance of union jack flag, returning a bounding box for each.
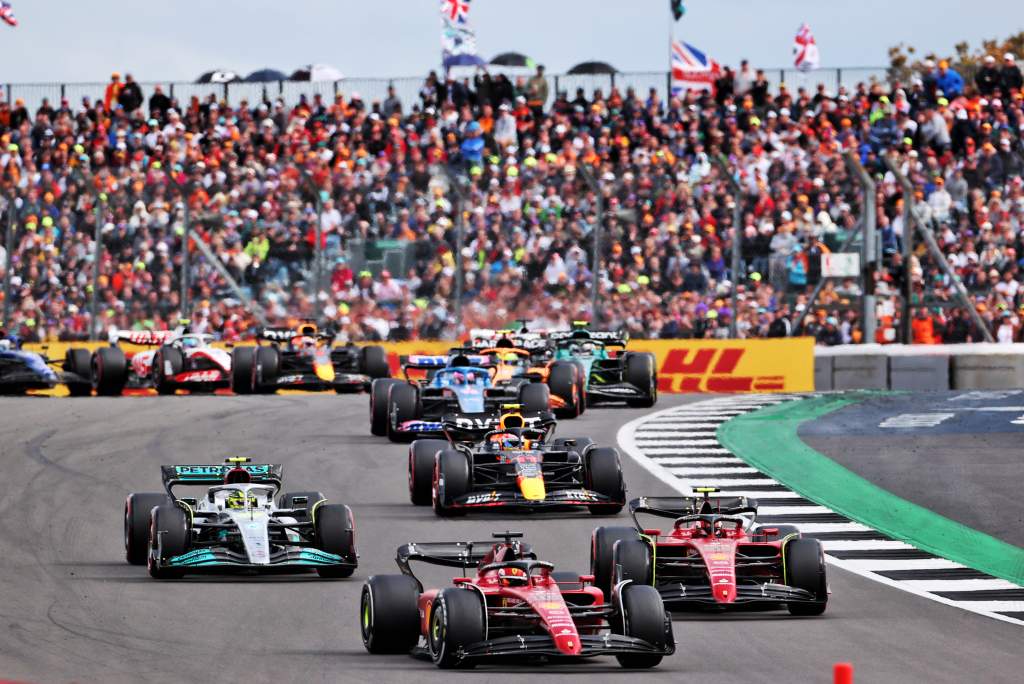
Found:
[793,23,820,72]
[442,0,469,24]
[0,2,17,28]
[671,41,720,96]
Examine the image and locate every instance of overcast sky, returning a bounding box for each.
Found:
[0,1,1019,83]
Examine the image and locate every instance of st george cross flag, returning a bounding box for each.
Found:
[440,0,485,69]
[671,41,720,96]
[793,23,820,72]
[0,2,17,28]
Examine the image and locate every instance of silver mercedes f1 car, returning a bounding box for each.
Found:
[124,458,357,579]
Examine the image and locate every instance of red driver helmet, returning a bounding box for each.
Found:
[223,467,251,485]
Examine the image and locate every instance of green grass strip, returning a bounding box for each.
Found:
[718,395,1024,585]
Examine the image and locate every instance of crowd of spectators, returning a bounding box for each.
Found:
[1,55,1024,344]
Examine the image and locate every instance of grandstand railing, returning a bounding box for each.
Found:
[1,67,888,114]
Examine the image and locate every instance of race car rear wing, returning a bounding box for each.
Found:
[547,329,628,346]
[258,326,332,343]
[160,463,283,494]
[108,330,176,346]
[398,354,491,368]
[395,534,535,584]
[441,409,556,441]
[628,495,758,529]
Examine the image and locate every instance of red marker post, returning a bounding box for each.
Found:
[834,662,854,684]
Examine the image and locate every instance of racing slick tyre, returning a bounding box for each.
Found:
[409,439,448,505]
[784,538,828,616]
[314,504,357,578]
[517,381,550,414]
[252,346,280,394]
[230,347,255,395]
[148,504,190,579]
[615,583,670,669]
[359,345,390,380]
[63,348,93,396]
[429,587,485,669]
[369,378,401,436]
[92,346,127,396]
[585,447,626,515]
[277,491,326,521]
[360,574,421,654]
[387,383,421,443]
[623,352,657,408]
[432,449,470,517]
[591,526,641,597]
[612,538,653,587]
[153,345,183,395]
[548,361,580,418]
[124,492,173,565]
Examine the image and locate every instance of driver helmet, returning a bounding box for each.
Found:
[179,336,200,349]
[294,335,316,352]
[225,490,256,510]
[569,343,581,354]
[451,371,465,385]
[580,342,595,354]
[223,467,251,485]
[497,566,529,586]
[0,339,11,351]
[499,433,521,449]
[465,371,477,384]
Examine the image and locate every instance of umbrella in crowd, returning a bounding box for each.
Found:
[567,61,617,75]
[490,51,535,68]
[290,64,344,81]
[195,70,240,84]
[245,68,289,83]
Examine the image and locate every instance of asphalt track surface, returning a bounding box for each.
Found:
[0,393,1021,684]
[801,391,1024,548]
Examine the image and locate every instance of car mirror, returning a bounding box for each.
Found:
[643,528,662,537]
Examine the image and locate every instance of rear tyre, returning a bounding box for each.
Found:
[153,345,183,395]
[387,383,420,443]
[64,348,92,396]
[615,584,669,668]
[624,352,657,408]
[548,362,579,418]
[315,504,357,578]
[784,538,828,616]
[517,381,550,414]
[360,574,421,654]
[409,439,447,505]
[612,538,653,587]
[230,347,255,395]
[590,526,640,597]
[586,447,625,515]
[92,346,127,396]
[429,588,484,669]
[125,492,173,565]
[148,504,190,579]
[360,345,390,380]
[253,346,280,394]
[432,449,470,517]
[277,491,326,521]
[370,378,401,436]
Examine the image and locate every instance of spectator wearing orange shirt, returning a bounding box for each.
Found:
[911,307,937,344]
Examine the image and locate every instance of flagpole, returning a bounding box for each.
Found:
[667,1,674,103]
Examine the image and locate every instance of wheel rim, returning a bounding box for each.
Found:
[123,499,131,551]
[360,588,373,643]
[430,603,445,658]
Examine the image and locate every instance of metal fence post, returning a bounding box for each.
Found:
[2,190,13,331]
[169,83,174,101]
[844,151,877,343]
[180,199,190,320]
[577,165,602,325]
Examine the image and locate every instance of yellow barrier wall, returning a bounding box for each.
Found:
[27,337,813,395]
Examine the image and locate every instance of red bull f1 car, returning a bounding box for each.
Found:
[233,322,389,394]
[360,532,674,668]
[124,458,357,579]
[369,352,550,442]
[407,407,626,516]
[591,488,828,615]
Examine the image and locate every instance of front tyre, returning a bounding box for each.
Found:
[432,449,470,517]
[615,583,670,668]
[410,439,447,505]
[586,447,625,514]
[784,538,828,616]
[429,588,484,669]
[125,492,173,565]
[230,347,256,395]
[370,378,401,436]
[148,504,190,579]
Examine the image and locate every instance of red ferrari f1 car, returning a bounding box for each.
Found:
[360,532,674,669]
[591,488,828,615]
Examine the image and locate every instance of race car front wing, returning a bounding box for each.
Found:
[654,581,819,606]
[160,547,354,573]
[431,629,674,662]
[447,487,623,511]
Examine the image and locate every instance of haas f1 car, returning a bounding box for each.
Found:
[124,458,357,579]
[75,328,232,396]
[233,323,389,394]
[591,488,828,615]
[549,324,657,408]
[408,407,626,516]
[369,353,551,442]
[360,532,674,669]
[0,336,91,395]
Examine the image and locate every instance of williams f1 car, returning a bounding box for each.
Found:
[124,458,357,579]
[549,324,657,408]
[75,327,232,395]
[0,336,91,395]
[591,488,828,615]
[234,322,389,394]
[408,407,626,516]
[360,531,674,668]
[369,352,550,441]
